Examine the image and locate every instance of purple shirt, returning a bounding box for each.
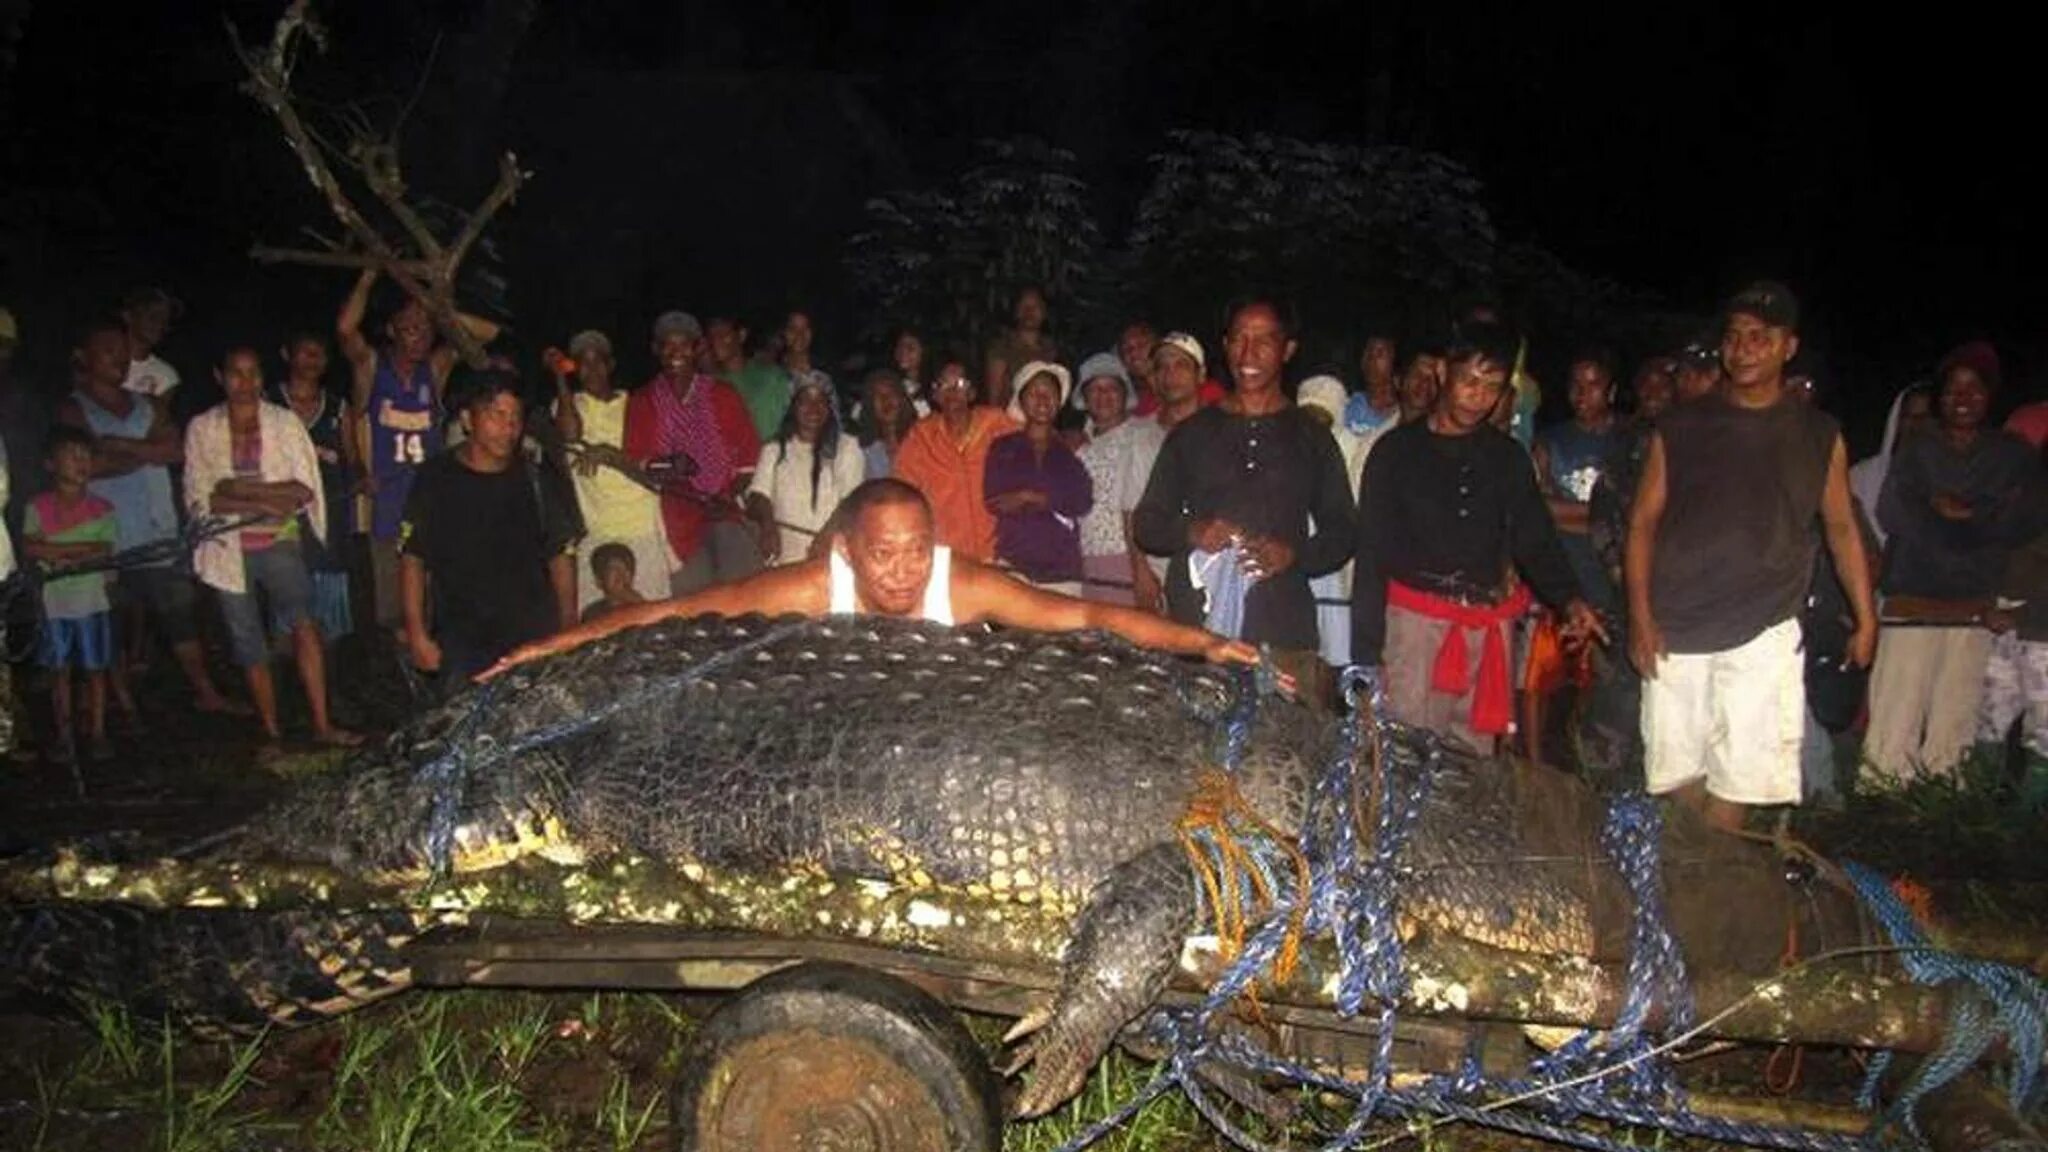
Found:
[983,432,1093,583]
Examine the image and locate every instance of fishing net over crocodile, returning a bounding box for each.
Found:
[190,614,1849,976]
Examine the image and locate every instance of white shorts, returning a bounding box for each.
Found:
[1641,617,1806,805]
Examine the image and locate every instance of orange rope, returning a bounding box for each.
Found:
[1889,874,1937,928]
[1765,911,1805,1094]
[1176,769,1313,999]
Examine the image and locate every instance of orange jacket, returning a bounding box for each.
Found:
[893,407,1019,563]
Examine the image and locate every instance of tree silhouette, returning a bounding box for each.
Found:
[846,138,1102,356]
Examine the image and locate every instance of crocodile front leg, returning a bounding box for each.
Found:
[1004,841,1197,1118]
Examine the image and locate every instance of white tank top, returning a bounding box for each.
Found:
[828,544,954,625]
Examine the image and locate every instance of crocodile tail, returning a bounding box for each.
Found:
[1,903,426,1035]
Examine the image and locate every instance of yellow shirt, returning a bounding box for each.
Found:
[571,391,661,543]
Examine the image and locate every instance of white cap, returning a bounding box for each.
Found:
[1008,360,1072,420]
[1154,331,1205,375]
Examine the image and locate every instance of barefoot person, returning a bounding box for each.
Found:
[487,478,1264,678]
[23,428,117,764]
[186,347,361,752]
[59,318,238,717]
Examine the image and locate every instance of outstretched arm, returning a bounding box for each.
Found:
[953,558,1257,666]
[479,558,830,678]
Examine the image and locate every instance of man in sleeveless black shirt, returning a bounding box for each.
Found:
[1626,283,1875,833]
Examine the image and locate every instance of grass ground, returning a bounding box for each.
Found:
[0,990,1219,1152]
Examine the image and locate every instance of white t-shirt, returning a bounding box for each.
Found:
[746,433,866,563]
[1107,416,1169,579]
[123,353,181,398]
[1075,416,1164,560]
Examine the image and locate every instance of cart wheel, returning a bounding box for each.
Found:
[671,962,1003,1152]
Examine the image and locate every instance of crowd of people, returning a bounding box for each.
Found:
[0,274,2040,827]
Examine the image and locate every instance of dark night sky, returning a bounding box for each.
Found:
[1,1,2038,442]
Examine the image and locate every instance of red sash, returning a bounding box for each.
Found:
[1387,580,1532,735]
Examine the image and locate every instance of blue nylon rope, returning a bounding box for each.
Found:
[1049,665,2047,1152]
[1840,860,2048,1135]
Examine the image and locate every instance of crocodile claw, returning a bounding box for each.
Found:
[1002,1003,1055,1045]
[1004,1016,1116,1118]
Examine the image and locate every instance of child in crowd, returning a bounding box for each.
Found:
[24,427,118,764]
[580,542,646,624]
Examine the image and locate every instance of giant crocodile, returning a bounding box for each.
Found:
[0,614,1901,1117]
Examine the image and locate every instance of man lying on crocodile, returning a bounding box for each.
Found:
[486,476,1266,677]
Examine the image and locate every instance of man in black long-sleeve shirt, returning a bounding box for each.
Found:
[1352,319,1605,751]
[1133,300,1355,661]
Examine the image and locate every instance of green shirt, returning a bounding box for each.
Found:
[720,362,795,441]
[25,493,117,620]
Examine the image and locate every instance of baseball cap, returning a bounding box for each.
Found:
[1723,281,1799,331]
[567,329,612,360]
[652,310,703,342]
[1154,331,1205,374]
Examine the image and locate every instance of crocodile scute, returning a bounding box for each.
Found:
[0,614,1865,1116]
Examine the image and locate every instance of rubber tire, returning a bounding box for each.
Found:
[670,962,1004,1152]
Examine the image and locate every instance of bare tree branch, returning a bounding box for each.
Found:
[231,0,529,370]
[300,116,362,173]
[228,14,431,299]
[250,246,434,273]
[390,33,444,141]
[354,139,445,262]
[446,151,526,278]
